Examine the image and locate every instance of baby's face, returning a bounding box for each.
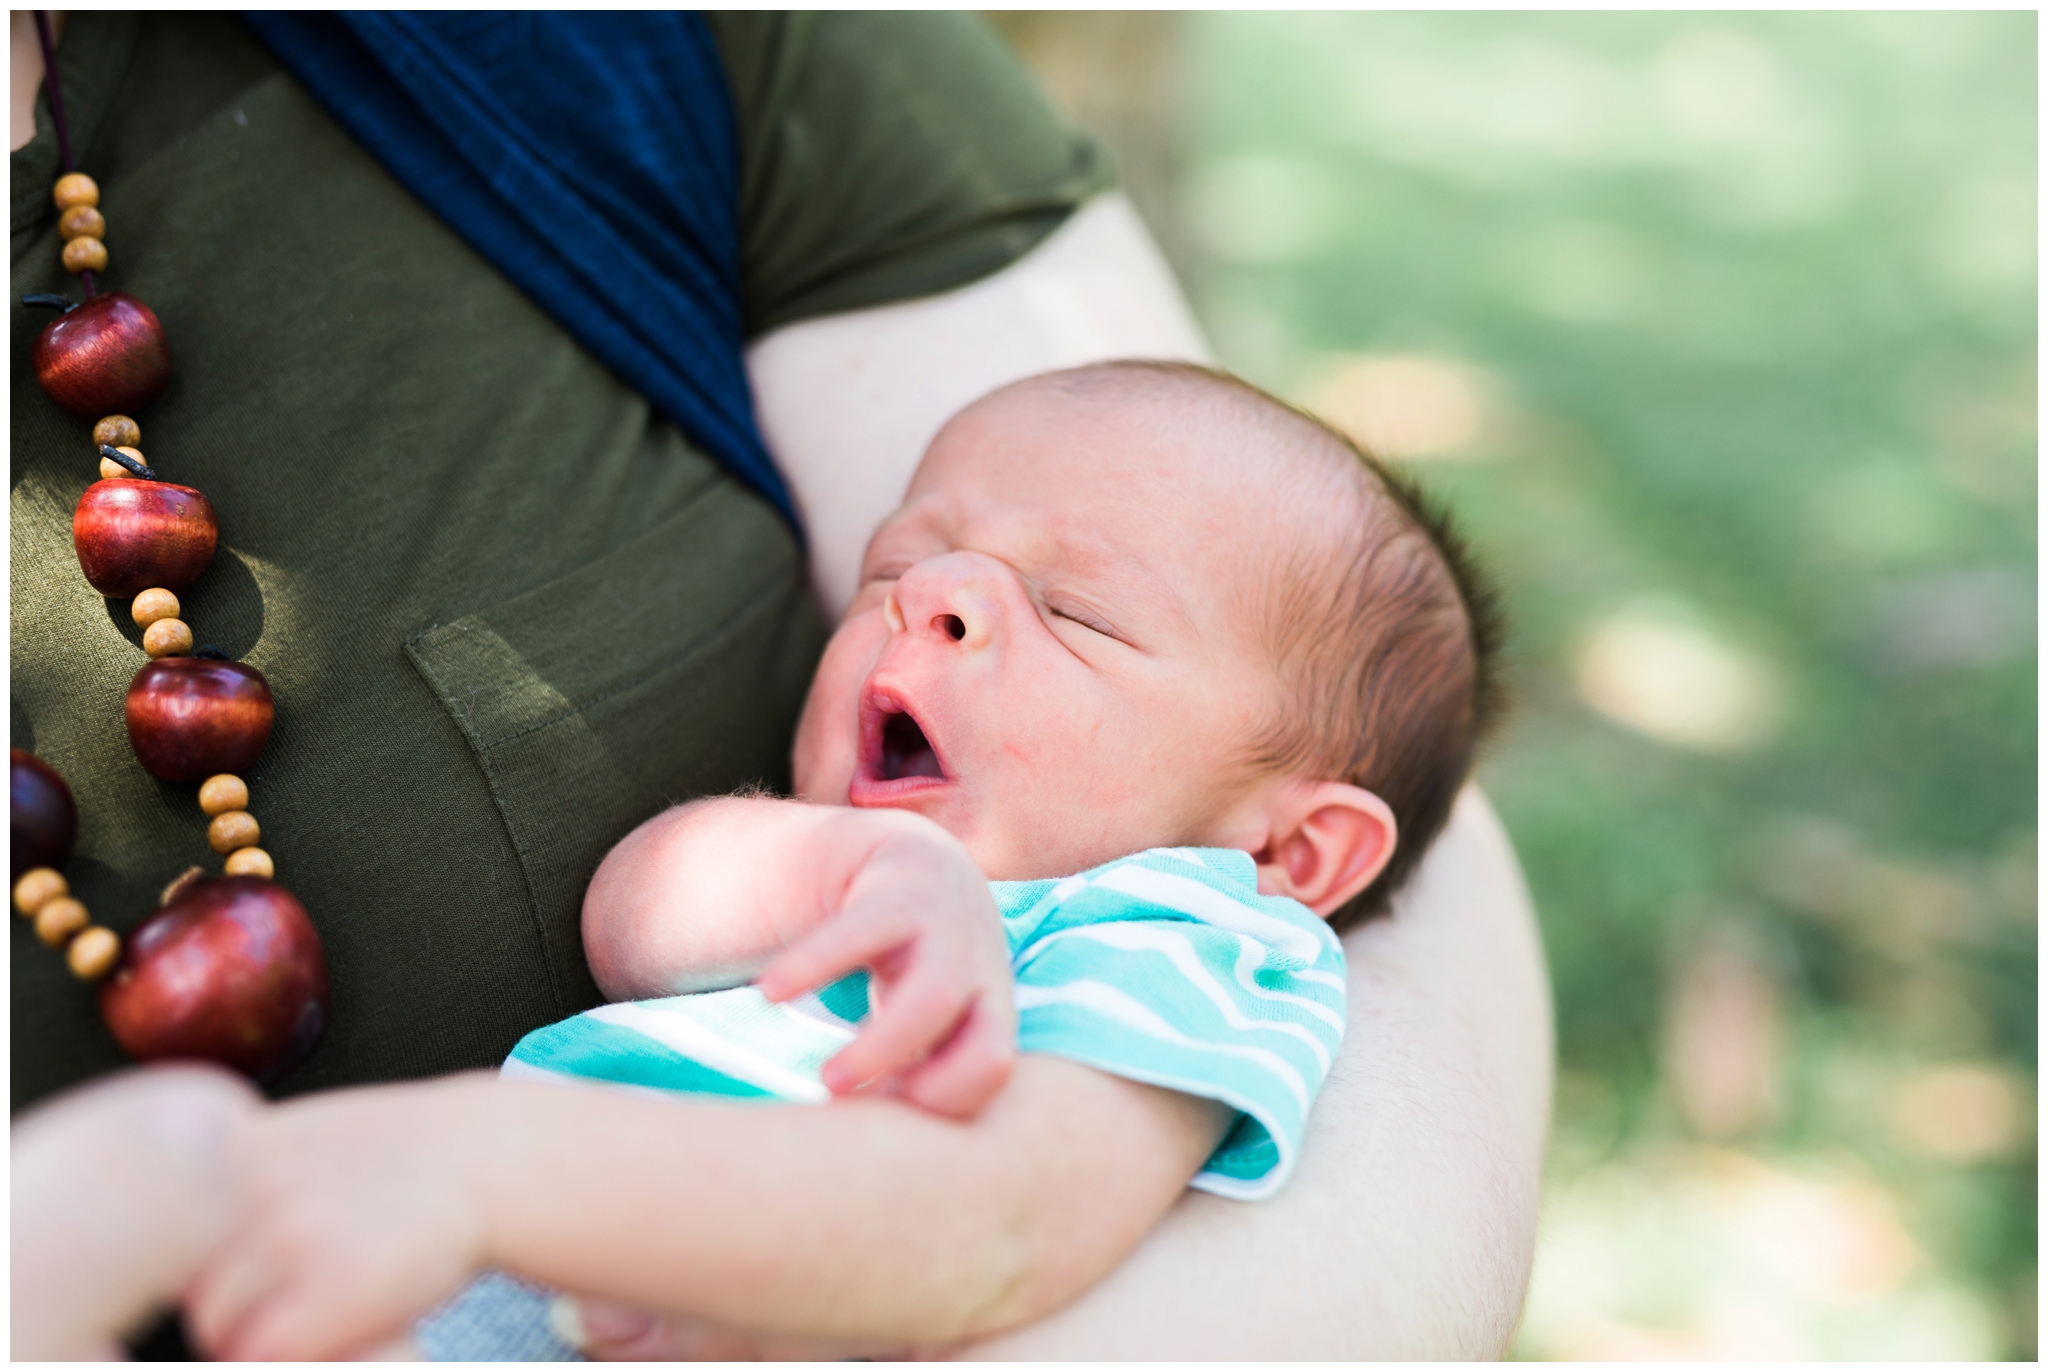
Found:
[792,385,1298,881]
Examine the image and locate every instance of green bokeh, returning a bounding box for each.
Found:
[1186,10,2035,1356]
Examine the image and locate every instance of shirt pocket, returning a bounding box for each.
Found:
[404,484,825,1015]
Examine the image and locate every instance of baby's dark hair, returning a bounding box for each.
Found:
[1034,361,1508,932]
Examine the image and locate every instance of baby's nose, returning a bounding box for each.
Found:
[890,553,1009,651]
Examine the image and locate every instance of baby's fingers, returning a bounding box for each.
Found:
[820,970,968,1096]
[755,904,908,1003]
[213,1275,387,1362]
[898,996,1017,1119]
[199,1258,420,1363]
[184,1237,277,1359]
[186,1214,414,1361]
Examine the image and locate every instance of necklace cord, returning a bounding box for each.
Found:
[31,11,92,297]
[31,12,68,171]
[97,444,156,480]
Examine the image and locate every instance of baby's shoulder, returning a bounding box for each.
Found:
[994,846,1342,973]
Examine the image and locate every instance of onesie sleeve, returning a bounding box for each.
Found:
[992,848,1349,1200]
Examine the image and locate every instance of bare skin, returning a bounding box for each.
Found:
[586,799,1023,1118]
[11,1065,258,1361]
[11,10,59,154]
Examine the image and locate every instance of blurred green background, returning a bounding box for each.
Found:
[993,11,2036,1359]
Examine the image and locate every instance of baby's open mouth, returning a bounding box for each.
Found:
[880,709,945,781]
[853,686,952,805]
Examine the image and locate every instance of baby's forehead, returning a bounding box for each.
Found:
[926,375,1348,508]
[913,380,1377,631]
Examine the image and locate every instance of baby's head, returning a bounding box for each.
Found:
[793,362,1504,930]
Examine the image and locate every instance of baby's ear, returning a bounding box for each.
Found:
[1250,782,1397,920]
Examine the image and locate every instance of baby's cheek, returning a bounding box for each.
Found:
[792,621,881,801]
[996,716,1158,865]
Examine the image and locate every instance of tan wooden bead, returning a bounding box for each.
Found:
[61,236,108,274]
[131,588,180,627]
[13,867,67,917]
[67,925,121,979]
[224,846,274,879]
[198,774,248,816]
[59,204,106,241]
[92,415,141,449]
[53,172,99,211]
[207,810,260,855]
[142,617,195,658]
[34,896,89,947]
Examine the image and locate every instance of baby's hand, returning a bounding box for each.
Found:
[183,1079,493,1361]
[755,822,1015,1119]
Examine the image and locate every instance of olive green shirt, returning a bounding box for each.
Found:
[11,12,1109,1111]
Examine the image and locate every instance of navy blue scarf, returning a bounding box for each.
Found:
[242,12,794,526]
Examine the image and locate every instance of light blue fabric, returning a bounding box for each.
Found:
[413,1271,579,1362]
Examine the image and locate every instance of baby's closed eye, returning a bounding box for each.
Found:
[1045,599,1121,641]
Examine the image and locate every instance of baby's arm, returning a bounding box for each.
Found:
[586,793,1015,1116]
[183,1060,1231,1359]
[583,794,920,999]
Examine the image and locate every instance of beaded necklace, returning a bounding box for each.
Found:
[12,12,329,1082]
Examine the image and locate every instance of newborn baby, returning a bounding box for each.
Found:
[410,359,1505,1360]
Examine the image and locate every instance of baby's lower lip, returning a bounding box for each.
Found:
[847,771,950,808]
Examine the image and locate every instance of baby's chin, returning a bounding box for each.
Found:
[947,812,1152,884]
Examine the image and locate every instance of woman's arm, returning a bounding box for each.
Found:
[956,789,1553,1358]
[183,1059,1230,1360]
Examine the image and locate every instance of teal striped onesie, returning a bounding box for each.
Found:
[415,846,1347,1359]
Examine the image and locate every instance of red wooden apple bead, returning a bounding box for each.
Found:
[100,875,329,1082]
[30,292,172,419]
[73,478,217,598]
[10,749,78,879]
[125,658,274,783]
